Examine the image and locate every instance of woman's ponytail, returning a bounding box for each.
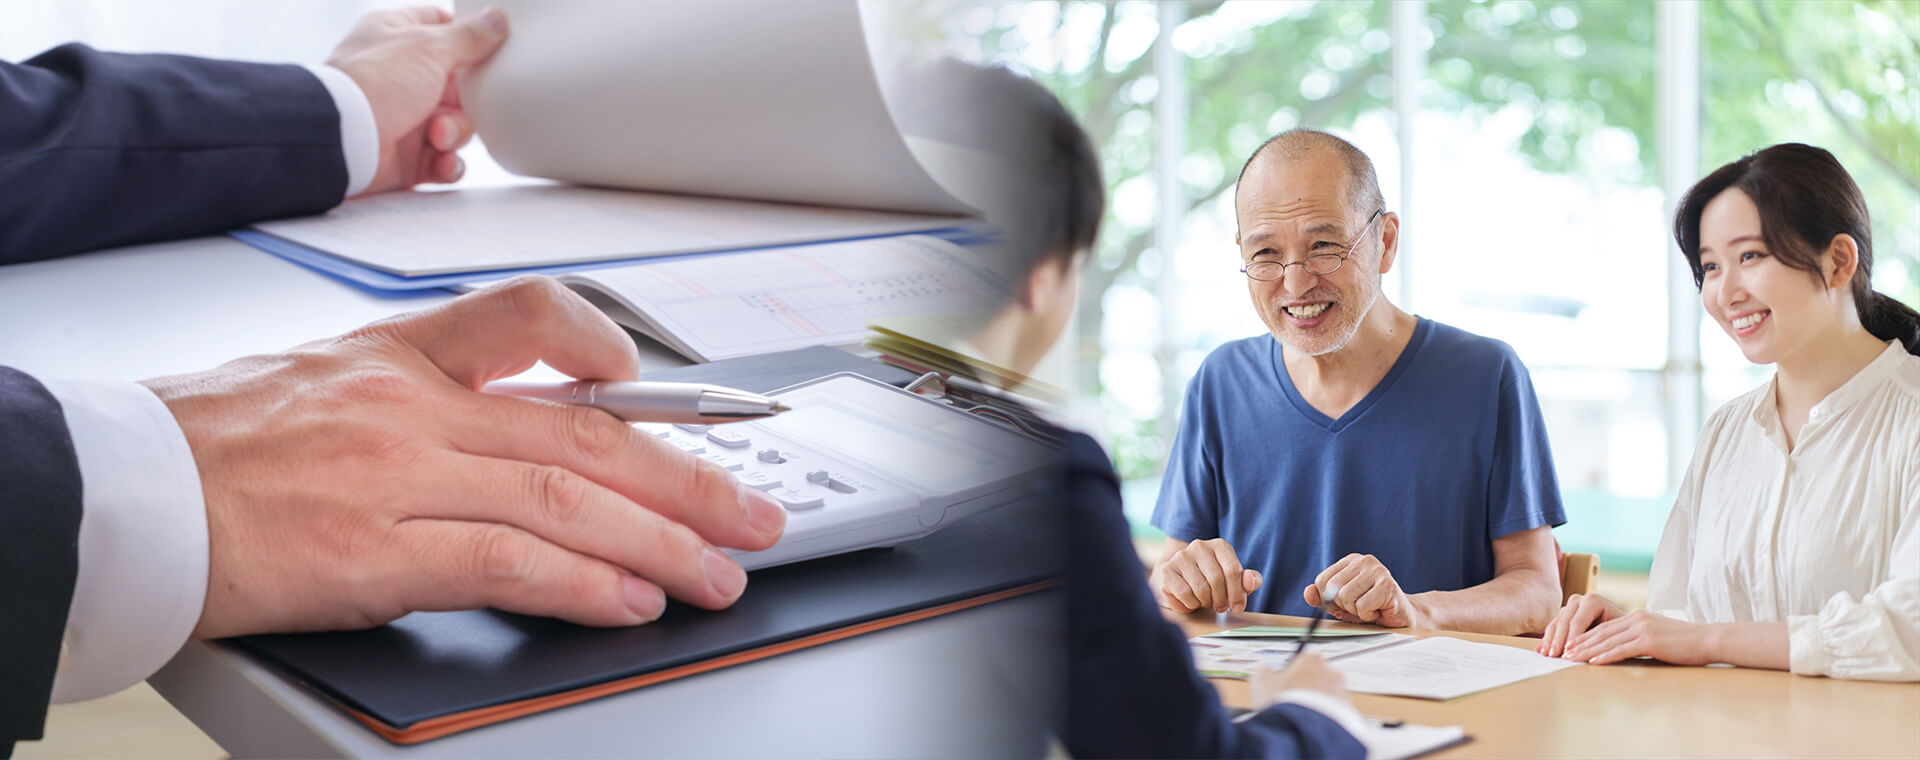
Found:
[1862,291,1920,355]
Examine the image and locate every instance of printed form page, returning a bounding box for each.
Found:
[1331,636,1583,700]
[569,236,1009,362]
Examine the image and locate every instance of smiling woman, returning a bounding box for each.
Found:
[1675,142,1920,361]
[1539,142,1920,681]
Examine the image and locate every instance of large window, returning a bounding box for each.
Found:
[1699,0,1920,407]
[1413,2,1679,564]
[892,0,1918,567]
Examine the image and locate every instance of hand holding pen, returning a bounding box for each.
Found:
[483,380,789,424]
[1246,582,1352,710]
[1294,581,1343,657]
[157,277,787,641]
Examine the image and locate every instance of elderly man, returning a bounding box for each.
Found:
[1147,129,1566,635]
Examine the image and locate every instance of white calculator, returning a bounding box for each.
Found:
[637,372,1058,571]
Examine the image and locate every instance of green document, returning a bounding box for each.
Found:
[1199,626,1392,639]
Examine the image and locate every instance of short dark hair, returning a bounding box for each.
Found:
[1675,142,1919,355]
[1234,128,1385,227]
[885,59,1104,286]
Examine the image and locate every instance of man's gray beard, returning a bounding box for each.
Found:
[1282,281,1378,358]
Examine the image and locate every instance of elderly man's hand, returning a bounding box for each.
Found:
[143,277,787,639]
[1152,538,1263,614]
[325,6,509,194]
[1305,553,1425,628]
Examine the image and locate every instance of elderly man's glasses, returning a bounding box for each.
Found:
[1240,208,1384,282]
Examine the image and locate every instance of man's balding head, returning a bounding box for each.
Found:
[1234,129,1384,232]
[1231,128,1401,357]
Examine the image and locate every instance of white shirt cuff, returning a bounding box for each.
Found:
[42,380,207,702]
[304,63,378,198]
[1270,688,1370,744]
[1787,612,1833,676]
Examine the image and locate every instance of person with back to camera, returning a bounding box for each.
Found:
[888,58,1370,758]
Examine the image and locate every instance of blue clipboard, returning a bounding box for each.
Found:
[229,226,997,295]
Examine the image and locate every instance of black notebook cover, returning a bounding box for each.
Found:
[229,494,1064,734]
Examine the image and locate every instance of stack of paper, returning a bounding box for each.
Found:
[248,185,971,284]
[1189,626,1581,699]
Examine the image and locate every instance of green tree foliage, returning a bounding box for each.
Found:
[1703,0,1918,305]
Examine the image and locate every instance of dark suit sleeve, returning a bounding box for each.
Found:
[1059,433,1364,759]
[0,43,348,263]
[0,368,84,748]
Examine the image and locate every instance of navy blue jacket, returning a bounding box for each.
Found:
[0,44,345,751]
[1059,433,1364,758]
[0,43,346,262]
[0,370,84,750]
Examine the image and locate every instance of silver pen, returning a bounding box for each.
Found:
[483,380,790,424]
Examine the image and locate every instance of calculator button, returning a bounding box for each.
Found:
[736,471,783,491]
[670,438,706,455]
[806,470,858,494]
[741,472,787,489]
[636,423,671,438]
[773,488,824,511]
[757,448,785,464]
[706,429,751,449]
[701,453,745,471]
[674,423,712,433]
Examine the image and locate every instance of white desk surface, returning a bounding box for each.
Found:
[0,234,1061,758]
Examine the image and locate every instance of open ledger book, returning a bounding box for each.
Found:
[246,0,991,281]
[550,235,1008,363]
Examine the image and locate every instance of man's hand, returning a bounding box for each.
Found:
[1304,553,1423,628]
[1150,538,1262,614]
[1537,593,1624,658]
[1250,653,1349,707]
[144,277,787,639]
[325,6,510,195]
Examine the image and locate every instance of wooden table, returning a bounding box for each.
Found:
[1174,610,1920,759]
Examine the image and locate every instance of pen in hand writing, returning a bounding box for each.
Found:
[1294,582,1342,658]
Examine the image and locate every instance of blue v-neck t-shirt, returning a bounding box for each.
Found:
[1149,318,1567,616]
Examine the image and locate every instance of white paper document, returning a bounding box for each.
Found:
[1191,634,1415,678]
[1330,636,1582,700]
[561,235,1008,362]
[249,185,965,277]
[1357,718,1468,760]
[1231,712,1466,760]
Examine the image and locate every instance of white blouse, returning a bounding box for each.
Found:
[1648,341,1920,681]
